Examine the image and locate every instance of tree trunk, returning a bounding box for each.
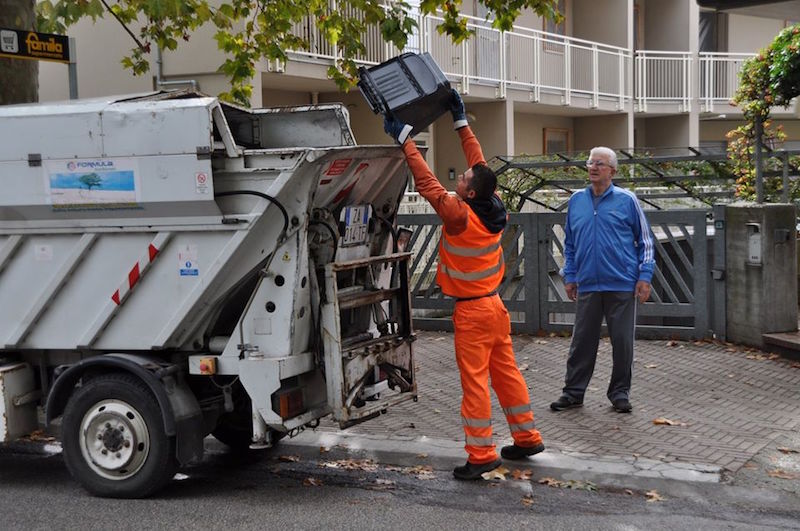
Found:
[0,0,38,105]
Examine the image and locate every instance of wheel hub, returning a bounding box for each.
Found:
[79,400,150,480]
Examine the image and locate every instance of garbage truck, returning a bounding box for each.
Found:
[0,91,417,498]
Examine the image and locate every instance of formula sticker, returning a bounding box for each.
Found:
[44,158,141,210]
[178,244,199,277]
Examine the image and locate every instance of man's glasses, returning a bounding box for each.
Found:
[586,160,611,168]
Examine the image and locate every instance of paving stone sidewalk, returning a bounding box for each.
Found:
[320,331,800,484]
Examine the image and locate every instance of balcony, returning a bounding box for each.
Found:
[284,9,788,117]
[288,9,631,112]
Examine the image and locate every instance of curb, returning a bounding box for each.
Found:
[279,429,722,489]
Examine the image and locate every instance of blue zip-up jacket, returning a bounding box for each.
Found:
[561,184,655,293]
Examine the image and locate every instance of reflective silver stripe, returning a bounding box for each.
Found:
[502,404,531,416]
[465,435,494,446]
[462,417,492,428]
[440,254,504,281]
[509,421,537,432]
[442,238,501,257]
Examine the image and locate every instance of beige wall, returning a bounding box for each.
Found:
[39,16,155,101]
[700,119,800,143]
[573,0,627,48]
[727,14,785,53]
[640,115,691,147]
[574,114,629,150]
[513,113,574,155]
[643,0,689,50]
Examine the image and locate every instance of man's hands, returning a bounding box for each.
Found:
[635,281,651,304]
[565,282,578,301]
[565,281,650,303]
[383,116,413,145]
[449,89,468,130]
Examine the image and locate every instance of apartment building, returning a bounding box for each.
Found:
[39,1,799,190]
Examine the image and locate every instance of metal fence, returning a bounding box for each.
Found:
[398,209,711,339]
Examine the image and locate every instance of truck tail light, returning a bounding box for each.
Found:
[272,387,305,419]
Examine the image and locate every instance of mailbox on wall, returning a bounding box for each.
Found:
[746,222,762,265]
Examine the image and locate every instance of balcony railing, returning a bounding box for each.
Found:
[285,7,760,114]
[699,52,753,112]
[286,7,632,107]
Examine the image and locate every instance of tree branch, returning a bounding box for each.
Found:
[99,0,147,52]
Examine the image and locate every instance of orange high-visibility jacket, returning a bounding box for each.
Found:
[402,127,504,298]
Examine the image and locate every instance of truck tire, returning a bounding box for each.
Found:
[61,373,177,498]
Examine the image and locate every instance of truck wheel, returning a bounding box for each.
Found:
[61,373,177,498]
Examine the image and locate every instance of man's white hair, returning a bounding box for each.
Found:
[589,146,618,169]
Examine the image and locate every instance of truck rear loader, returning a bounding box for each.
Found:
[0,91,417,498]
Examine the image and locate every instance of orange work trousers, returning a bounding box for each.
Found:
[453,294,543,464]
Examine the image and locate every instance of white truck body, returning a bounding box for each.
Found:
[0,91,417,497]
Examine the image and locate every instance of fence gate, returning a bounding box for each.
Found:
[398,209,710,339]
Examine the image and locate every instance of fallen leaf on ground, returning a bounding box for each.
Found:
[665,340,679,347]
[320,459,378,472]
[643,363,658,369]
[767,469,800,479]
[653,417,687,426]
[403,465,435,480]
[777,447,800,454]
[416,453,428,459]
[725,347,738,353]
[539,477,561,487]
[624,489,634,495]
[481,465,509,481]
[534,339,548,344]
[645,490,665,502]
[511,469,533,480]
[518,363,529,371]
[433,409,441,414]
[521,494,534,507]
[278,455,300,462]
[303,477,323,486]
[319,446,330,453]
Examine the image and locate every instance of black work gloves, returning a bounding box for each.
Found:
[449,89,468,130]
[383,116,413,145]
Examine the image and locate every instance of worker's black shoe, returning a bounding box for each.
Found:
[550,396,583,411]
[612,398,633,413]
[500,442,546,460]
[453,458,503,480]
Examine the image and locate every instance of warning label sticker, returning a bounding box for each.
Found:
[325,158,352,176]
[178,244,199,277]
[195,171,209,194]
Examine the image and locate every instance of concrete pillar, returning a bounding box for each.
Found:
[725,203,798,348]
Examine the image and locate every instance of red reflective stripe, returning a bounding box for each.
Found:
[111,291,121,305]
[128,263,140,289]
[148,244,158,262]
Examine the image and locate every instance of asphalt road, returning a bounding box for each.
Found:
[1,439,798,530]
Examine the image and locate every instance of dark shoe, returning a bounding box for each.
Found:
[453,458,503,480]
[501,442,545,460]
[612,398,632,413]
[550,396,583,411]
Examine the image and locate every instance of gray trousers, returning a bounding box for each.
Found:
[562,291,637,402]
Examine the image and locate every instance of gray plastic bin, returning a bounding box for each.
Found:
[358,52,452,137]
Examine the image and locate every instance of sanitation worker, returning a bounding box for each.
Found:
[384,90,545,480]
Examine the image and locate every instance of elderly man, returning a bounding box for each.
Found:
[552,147,655,413]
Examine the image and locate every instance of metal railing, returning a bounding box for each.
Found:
[284,6,765,113]
[285,6,632,106]
[699,52,753,112]
[635,51,692,112]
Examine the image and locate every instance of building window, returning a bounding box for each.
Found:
[544,128,569,154]
[542,0,566,53]
[544,0,566,35]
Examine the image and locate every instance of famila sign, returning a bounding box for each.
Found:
[0,28,70,64]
